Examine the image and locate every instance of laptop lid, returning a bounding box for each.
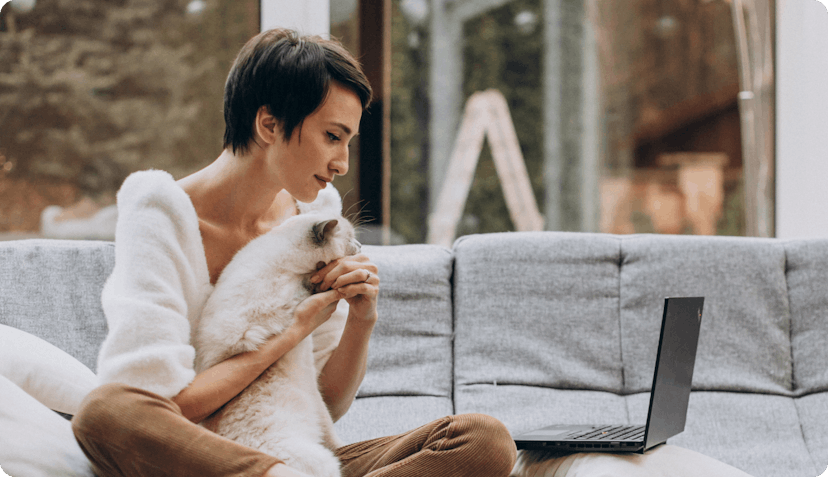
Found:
[642,296,704,450]
[513,296,704,453]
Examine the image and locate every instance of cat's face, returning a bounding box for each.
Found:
[308,216,361,263]
[267,212,360,275]
[279,184,359,272]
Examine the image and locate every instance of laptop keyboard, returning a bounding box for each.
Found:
[570,425,645,441]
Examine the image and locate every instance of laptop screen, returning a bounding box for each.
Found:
[643,297,704,450]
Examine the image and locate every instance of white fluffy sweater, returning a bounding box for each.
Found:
[96,170,346,399]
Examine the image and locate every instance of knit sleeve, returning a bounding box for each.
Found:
[96,170,212,399]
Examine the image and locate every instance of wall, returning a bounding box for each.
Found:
[776,0,828,238]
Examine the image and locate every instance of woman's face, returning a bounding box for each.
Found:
[271,81,363,203]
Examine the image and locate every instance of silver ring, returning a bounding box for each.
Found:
[365,272,372,282]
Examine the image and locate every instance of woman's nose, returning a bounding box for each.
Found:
[330,149,349,176]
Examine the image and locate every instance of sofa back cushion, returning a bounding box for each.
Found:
[0,239,113,372]
[358,245,455,399]
[619,235,790,394]
[453,232,625,395]
[453,232,798,401]
[0,241,457,399]
[785,239,828,395]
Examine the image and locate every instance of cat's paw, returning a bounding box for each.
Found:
[237,325,277,352]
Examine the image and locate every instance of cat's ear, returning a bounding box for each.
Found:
[312,219,339,244]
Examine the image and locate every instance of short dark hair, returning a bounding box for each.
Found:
[223,29,373,154]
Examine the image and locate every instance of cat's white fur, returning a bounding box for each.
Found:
[193,184,359,477]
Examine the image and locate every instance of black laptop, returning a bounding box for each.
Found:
[513,297,704,454]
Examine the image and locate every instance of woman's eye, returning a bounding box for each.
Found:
[327,132,340,142]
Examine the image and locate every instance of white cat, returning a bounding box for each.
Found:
[193,184,359,477]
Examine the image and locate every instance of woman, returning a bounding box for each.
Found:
[71,29,517,477]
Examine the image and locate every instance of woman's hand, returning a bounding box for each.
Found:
[311,253,379,420]
[310,253,379,323]
[291,288,342,338]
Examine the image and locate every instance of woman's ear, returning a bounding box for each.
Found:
[254,105,281,145]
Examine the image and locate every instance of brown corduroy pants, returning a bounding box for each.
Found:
[72,383,517,477]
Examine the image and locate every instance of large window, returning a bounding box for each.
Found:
[0,0,260,238]
[387,0,774,244]
[0,0,774,243]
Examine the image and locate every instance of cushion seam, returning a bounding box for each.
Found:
[617,237,629,423]
[793,397,820,474]
[784,243,795,393]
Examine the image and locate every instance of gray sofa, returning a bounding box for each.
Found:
[2,232,827,477]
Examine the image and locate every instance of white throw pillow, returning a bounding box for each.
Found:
[0,324,98,415]
[0,375,95,477]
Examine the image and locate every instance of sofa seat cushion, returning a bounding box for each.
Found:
[460,384,821,477]
[794,392,828,474]
[334,395,454,444]
[632,392,816,477]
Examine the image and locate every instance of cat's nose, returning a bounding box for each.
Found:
[351,239,362,255]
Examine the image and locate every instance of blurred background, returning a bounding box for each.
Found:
[0,0,822,244]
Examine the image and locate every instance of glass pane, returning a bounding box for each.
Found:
[330,0,366,237]
[593,0,745,236]
[459,0,544,238]
[0,0,260,239]
[389,0,773,244]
